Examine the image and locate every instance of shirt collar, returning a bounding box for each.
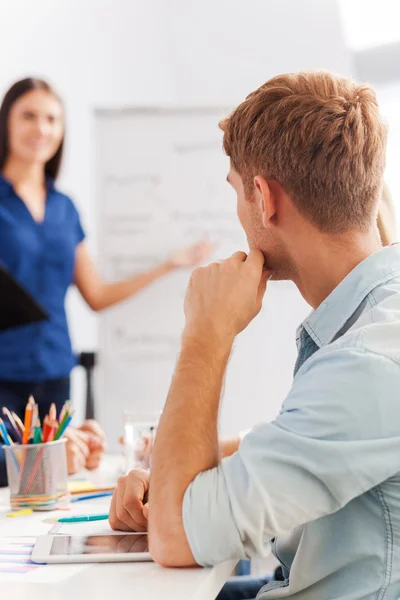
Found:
[301,244,400,348]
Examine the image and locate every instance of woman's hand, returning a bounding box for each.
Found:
[168,240,215,268]
[77,420,107,470]
[64,428,90,475]
[64,420,106,474]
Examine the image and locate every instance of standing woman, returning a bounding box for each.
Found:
[0,77,211,485]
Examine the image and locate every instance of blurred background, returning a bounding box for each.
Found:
[1,0,399,446]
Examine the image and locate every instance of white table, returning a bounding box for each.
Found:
[0,455,237,600]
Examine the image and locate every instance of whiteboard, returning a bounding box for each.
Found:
[95,107,309,451]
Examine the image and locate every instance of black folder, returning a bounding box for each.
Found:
[0,263,48,331]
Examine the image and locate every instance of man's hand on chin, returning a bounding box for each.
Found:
[183,248,270,344]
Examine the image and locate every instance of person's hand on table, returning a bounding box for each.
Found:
[78,419,107,470]
[64,420,106,474]
[79,419,106,441]
[64,427,91,475]
[109,468,150,532]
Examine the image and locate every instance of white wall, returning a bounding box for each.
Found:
[1,0,352,426]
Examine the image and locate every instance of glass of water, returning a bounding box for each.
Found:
[123,410,160,473]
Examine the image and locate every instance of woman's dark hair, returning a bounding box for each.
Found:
[0,77,64,180]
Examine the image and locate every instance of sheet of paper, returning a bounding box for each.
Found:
[0,498,112,538]
[0,510,55,538]
[0,536,89,583]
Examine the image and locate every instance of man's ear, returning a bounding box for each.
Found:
[253,176,276,228]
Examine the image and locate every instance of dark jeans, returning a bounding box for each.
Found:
[216,566,283,600]
[216,575,272,600]
[0,378,70,486]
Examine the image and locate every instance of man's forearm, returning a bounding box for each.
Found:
[149,329,233,565]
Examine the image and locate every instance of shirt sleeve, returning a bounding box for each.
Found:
[66,196,85,245]
[182,346,400,566]
[74,206,85,245]
[75,213,85,245]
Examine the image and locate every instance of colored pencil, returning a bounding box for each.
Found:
[46,420,58,442]
[30,404,39,443]
[42,416,51,443]
[2,408,22,443]
[58,401,70,425]
[11,412,25,435]
[22,398,34,445]
[49,403,57,424]
[0,418,20,472]
[33,420,42,444]
[69,486,115,496]
[71,491,114,503]
[54,410,69,440]
[54,414,73,440]
[0,418,13,446]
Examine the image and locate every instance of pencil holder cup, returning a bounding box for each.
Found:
[3,439,69,510]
